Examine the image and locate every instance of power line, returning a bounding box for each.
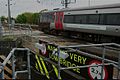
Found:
[36,0,76,8]
[61,0,76,8]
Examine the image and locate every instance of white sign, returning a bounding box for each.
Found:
[52,49,69,59]
[35,43,46,55]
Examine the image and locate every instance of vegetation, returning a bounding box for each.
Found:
[0,9,48,25]
[0,16,6,22]
[0,16,8,24]
[0,35,15,41]
[16,12,39,24]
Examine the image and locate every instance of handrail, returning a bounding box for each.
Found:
[56,43,120,79]
[0,48,31,79]
[60,43,116,48]
[3,48,29,66]
[2,48,15,66]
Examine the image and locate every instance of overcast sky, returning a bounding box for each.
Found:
[0,0,120,18]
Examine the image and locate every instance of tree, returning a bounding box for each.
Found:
[16,14,27,23]
[32,13,39,24]
[23,12,33,24]
[0,16,6,22]
[16,12,39,24]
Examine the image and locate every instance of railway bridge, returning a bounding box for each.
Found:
[0,26,120,79]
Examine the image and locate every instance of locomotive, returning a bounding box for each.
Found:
[39,3,120,43]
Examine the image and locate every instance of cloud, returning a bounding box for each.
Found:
[0,0,120,17]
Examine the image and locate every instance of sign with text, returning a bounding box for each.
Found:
[39,40,113,80]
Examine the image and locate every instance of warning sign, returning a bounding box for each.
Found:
[88,61,108,80]
[35,43,46,55]
[37,40,113,79]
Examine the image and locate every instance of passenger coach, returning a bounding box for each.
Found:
[39,3,120,43]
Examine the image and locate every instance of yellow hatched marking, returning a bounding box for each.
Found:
[52,65,62,79]
[40,57,50,79]
[35,55,44,75]
[35,63,39,71]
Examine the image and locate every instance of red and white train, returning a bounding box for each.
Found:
[39,3,120,43]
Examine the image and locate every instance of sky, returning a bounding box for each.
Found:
[0,0,120,18]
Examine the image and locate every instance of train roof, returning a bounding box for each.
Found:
[43,3,120,13]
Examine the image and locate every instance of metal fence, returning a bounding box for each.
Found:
[36,42,120,79]
[57,43,120,79]
[0,48,31,79]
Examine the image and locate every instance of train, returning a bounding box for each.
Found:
[39,3,120,43]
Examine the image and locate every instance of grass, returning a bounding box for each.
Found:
[0,35,15,41]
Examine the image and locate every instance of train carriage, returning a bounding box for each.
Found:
[39,3,120,43]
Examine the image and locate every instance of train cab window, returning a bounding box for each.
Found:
[49,13,54,22]
[47,14,52,22]
[42,14,48,22]
[64,15,74,23]
[74,15,87,24]
[40,14,43,22]
[106,14,120,25]
[45,14,49,22]
[88,14,99,24]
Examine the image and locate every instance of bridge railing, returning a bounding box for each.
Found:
[36,42,120,79]
[57,43,120,79]
[0,48,31,79]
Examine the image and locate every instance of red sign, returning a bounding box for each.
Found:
[88,60,108,80]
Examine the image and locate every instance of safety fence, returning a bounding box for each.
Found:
[0,48,31,79]
[35,42,120,79]
[1,33,119,79]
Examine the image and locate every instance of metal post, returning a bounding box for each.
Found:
[8,0,11,32]
[27,50,31,79]
[12,54,15,79]
[117,52,120,79]
[1,66,4,79]
[65,0,68,8]
[1,70,4,79]
[101,46,106,79]
[57,46,61,79]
